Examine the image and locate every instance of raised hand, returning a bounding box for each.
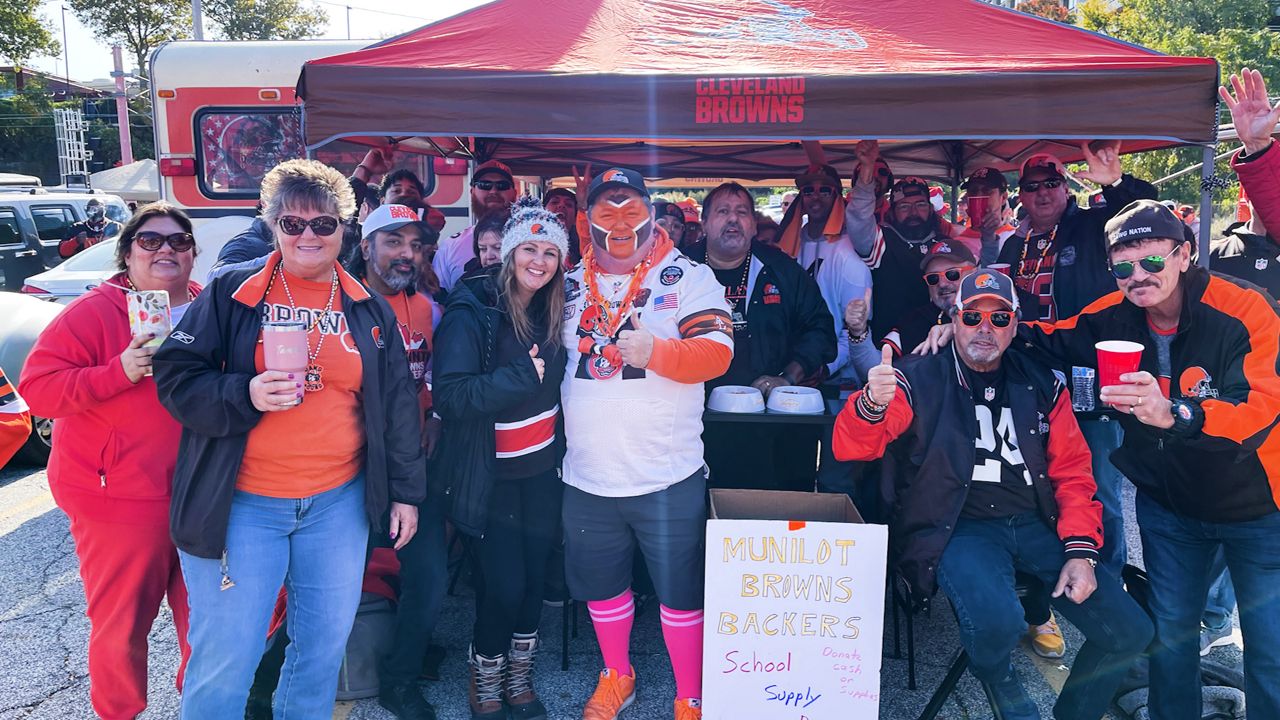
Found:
[864,344,897,407]
[571,164,593,201]
[1075,140,1123,187]
[854,140,881,185]
[1220,68,1280,156]
[844,288,872,337]
[529,343,545,382]
[356,147,394,181]
[615,311,655,368]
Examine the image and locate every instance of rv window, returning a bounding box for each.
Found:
[29,205,76,243]
[0,209,21,247]
[197,110,304,196]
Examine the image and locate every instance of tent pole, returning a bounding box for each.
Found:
[950,141,963,223]
[1197,144,1214,268]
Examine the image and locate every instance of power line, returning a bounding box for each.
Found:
[310,0,432,22]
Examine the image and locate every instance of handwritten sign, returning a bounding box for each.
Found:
[702,517,888,719]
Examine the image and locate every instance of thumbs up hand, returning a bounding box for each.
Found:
[529,343,545,382]
[844,288,872,337]
[864,344,897,407]
[616,311,655,368]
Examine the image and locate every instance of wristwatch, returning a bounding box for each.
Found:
[1169,398,1203,435]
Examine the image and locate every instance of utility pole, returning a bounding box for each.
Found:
[192,0,205,40]
[60,6,70,89]
[112,46,133,166]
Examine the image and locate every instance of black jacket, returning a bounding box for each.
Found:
[210,218,275,274]
[997,174,1158,320]
[154,254,426,558]
[687,242,835,387]
[432,266,566,536]
[1019,266,1280,523]
[832,347,1102,597]
[1210,222,1280,297]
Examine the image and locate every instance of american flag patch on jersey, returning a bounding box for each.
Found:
[652,293,678,310]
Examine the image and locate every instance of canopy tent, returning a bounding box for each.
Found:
[298,0,1220,184]
[90,159,160,202]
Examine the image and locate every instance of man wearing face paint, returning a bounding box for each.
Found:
[560,167,733,720]
[434,160,519,292]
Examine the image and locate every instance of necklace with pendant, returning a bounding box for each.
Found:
[268,264,339,392]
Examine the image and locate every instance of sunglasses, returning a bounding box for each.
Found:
[134,231,195,252]
[1018,178,1064,193]
[472,179,514,192]
[800,185,835,197]
[277,215,340,236]
[960,309,1014,328]
[1109,245,1181,279]
[924,266,973,286]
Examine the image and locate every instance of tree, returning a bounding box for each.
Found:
[1076,0,1280,207]
[0,0,60,65]
[205,0,327,41]
[1016,0,1071,23]
[67,0,190,78]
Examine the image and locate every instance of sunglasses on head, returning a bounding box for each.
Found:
[1109,245,1181,279]
[134,231,195,252]
[277,215,340,236]
[472,179,514,192]
[1018,178,1064,193]
[924,266,973,286]
[800,185,835,197]
[960,309,1014,328]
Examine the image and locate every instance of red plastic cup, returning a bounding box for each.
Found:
[967,195,990,228]
[1095,340,1144,389]
[989,263,1012,276]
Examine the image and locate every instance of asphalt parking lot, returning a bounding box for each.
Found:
[0,464,1243,719]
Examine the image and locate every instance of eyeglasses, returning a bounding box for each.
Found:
[924,266,973,286]
[134,231,195,252]
[959,309,1014,328]
[896,200,932,213]
[800,185,835,197]
[472,179,514,192]
[1109,245,1181,279]
[1018,178,1063,193]
[277,215,339,236]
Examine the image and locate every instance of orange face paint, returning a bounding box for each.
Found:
[589,197,652,259]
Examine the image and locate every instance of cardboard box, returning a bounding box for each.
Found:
[702,489,886,720]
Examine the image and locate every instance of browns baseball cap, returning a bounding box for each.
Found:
[919,240,977,271]
[795,163,842,188]
[1020,153,1066,181]
[587,167,650,205]
[362,203,429,240]
[890,176,931,205]
[1104,199,1188,249]
[962,166,1009,193]
[472,160,514,185]
[956,268,1019,312]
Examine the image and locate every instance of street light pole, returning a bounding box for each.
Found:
[60,6,70,88]
[192,0,204,40]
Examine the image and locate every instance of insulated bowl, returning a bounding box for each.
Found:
[766,386,825,414]
[707,385,765,414]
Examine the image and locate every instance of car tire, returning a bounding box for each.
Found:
[11,415,52,466]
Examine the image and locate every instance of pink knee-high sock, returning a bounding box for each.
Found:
[587,590,634,674]
[660,605,704,700]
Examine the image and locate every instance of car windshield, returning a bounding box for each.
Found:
[58,239,117,271]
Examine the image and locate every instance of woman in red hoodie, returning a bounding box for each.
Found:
[20,202,201,720]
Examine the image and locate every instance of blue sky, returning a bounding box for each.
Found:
[27,0,489,81]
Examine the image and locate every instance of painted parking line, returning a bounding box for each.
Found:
[1024,641,1068,693]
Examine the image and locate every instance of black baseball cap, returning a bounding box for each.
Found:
[890,176,931,205]
[962,166,1009,193]
[1104,199,1188,249]
[587,167,649,205]
[956,268,1019,312]
[653,201,686,223]
[543,187,577,206]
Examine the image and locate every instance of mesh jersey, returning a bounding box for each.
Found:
[561,247,733,497]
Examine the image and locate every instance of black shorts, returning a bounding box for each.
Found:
[562,467,707,610]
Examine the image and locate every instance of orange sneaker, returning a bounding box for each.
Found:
[674,697,702,720]
[582,667,636,720]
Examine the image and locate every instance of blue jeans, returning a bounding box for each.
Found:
[1202,548,1236,633]
[1137,492,1280,720]
[1078,417,1126,573]
[179,475,369,720]
[937,514,1152,720]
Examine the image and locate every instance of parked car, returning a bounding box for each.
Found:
[21,217,238,304]
[0,188,131,292]
[0,292,64,465]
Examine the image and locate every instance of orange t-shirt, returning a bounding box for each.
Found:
[384,289,434,413]
[237,270,366,498]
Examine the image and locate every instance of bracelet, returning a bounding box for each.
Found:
[862,385,888,411]
[846,326,869,344]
